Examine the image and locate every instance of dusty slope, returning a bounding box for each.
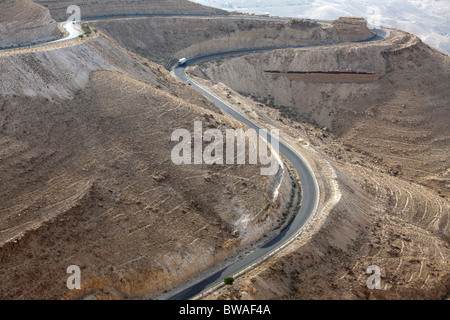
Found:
[36,0,228,21]
[208,158,449,300]
[0,33,292,299]
[189,74,449,300]
[190,29,450,195]
[185,26,449,299]
[0,0,61,47]
[0,1,446,300]
[88,16,374,63]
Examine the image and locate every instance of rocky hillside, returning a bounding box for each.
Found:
[0,1,447,301]
[0,0,61,48]
[208,149,449,299]
[189,29,450,195]
[187,66,449,300]
[0,30,293,299]
[88,16,375,63]
[35,0,228,21]
[329,17,375,42]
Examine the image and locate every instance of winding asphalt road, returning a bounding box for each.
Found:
[0,20,82,51]
[0,13,387,299]
[169,57,319,301]
[49,20,83,43]
[169,27,388,299]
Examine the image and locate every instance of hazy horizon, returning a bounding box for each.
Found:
[191,0,450,55]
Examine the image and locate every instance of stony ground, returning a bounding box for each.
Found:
[0,33,288,299]
[188,65,449,299]
[191,29,450,196]
[0,1,447,299]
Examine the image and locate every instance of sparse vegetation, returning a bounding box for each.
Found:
[2,0,449,302]
[224,277,234,285]
[81,23,92,36]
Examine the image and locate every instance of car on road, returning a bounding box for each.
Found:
[178,57,187,66]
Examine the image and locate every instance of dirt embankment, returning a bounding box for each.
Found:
[0,33,292,299]
[265,71,383,83]
[190,29,450,195]
[88,16,374,63]
[0,0,62,48]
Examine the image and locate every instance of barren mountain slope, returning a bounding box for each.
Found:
[208,155,449,300]
[0,0,61,47]
[0,33,291,299]
[1,0,447,300]
[35,0,228,21]
[88,16,374,63]
[189,72,449,300]
[190,29,450,195]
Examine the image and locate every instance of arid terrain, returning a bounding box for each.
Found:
[187,25,449,300]
[0,0,61,47]
[0,0,448,300]
[0,1,293,299]
[190,72,449,299]
[35,0,228,21]
[190,28,449,195]
[87,16,374,64]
